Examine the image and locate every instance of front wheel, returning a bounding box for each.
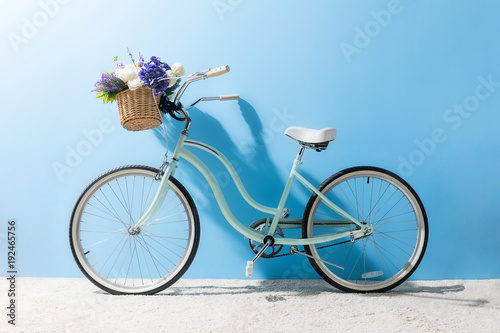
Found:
[302,166,428,293]
[69,165,200,295]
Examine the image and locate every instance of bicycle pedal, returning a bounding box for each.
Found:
[245,261,254,277]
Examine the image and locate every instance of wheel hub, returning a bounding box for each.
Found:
[360,222,374,236]
[128,226,141,235]
[364,224,374,236]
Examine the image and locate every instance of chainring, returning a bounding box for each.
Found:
[249,224,284,258]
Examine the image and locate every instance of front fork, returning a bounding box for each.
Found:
[128,158,178,234]
[128,135,187,234]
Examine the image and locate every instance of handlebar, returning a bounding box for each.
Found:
[173,64,233,105]
[160,65,237,124]
[160,65,237,134]
[206,65,230,78]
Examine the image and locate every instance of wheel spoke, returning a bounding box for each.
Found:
[92,192,128,228]
[136,233,165,279]
[86,202,125,224]
[373,194,406,227]
[136,233,180,267]
[114,179,134,224]
[364,182,391,223]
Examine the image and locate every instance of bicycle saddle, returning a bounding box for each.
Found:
[285,126,336,150]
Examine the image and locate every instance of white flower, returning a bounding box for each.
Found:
[127,77,143,90]
[116,64,140,83]
[165,70,177,88]
[171,62,185,77]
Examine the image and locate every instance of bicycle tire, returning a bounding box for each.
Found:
[302,166,428,293]
[69,165,200,295]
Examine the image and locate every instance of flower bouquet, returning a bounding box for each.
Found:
[92,49,185,131]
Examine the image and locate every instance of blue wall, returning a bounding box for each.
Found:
[1,0,499,280]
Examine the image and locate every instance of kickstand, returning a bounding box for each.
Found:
[290,246,344,270]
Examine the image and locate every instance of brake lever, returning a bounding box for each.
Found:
[190,97,220,107]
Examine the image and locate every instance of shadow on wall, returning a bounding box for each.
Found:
[151,98,402,281]
[151,98,334,279]
[151,98,309,230]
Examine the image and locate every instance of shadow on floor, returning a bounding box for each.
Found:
[95,279,486,305]
[383,281,493,309]
[390,282,465,294]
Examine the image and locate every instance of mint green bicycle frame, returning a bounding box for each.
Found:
[130,132,372,246]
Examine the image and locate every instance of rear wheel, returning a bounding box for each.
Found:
[70,165,200,295]
[302,166,428,293]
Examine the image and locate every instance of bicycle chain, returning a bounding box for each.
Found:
[259,221,366,258]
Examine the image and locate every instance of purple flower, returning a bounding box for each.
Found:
[92,72,127,93]
[126,46,136,65]
[138,51,145,67]
[139,56,174,95]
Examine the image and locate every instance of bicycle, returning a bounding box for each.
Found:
[69,65,428,295]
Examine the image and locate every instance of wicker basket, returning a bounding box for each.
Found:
[116,87,163,131]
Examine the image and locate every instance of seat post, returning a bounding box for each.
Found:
[296,146,305,162]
